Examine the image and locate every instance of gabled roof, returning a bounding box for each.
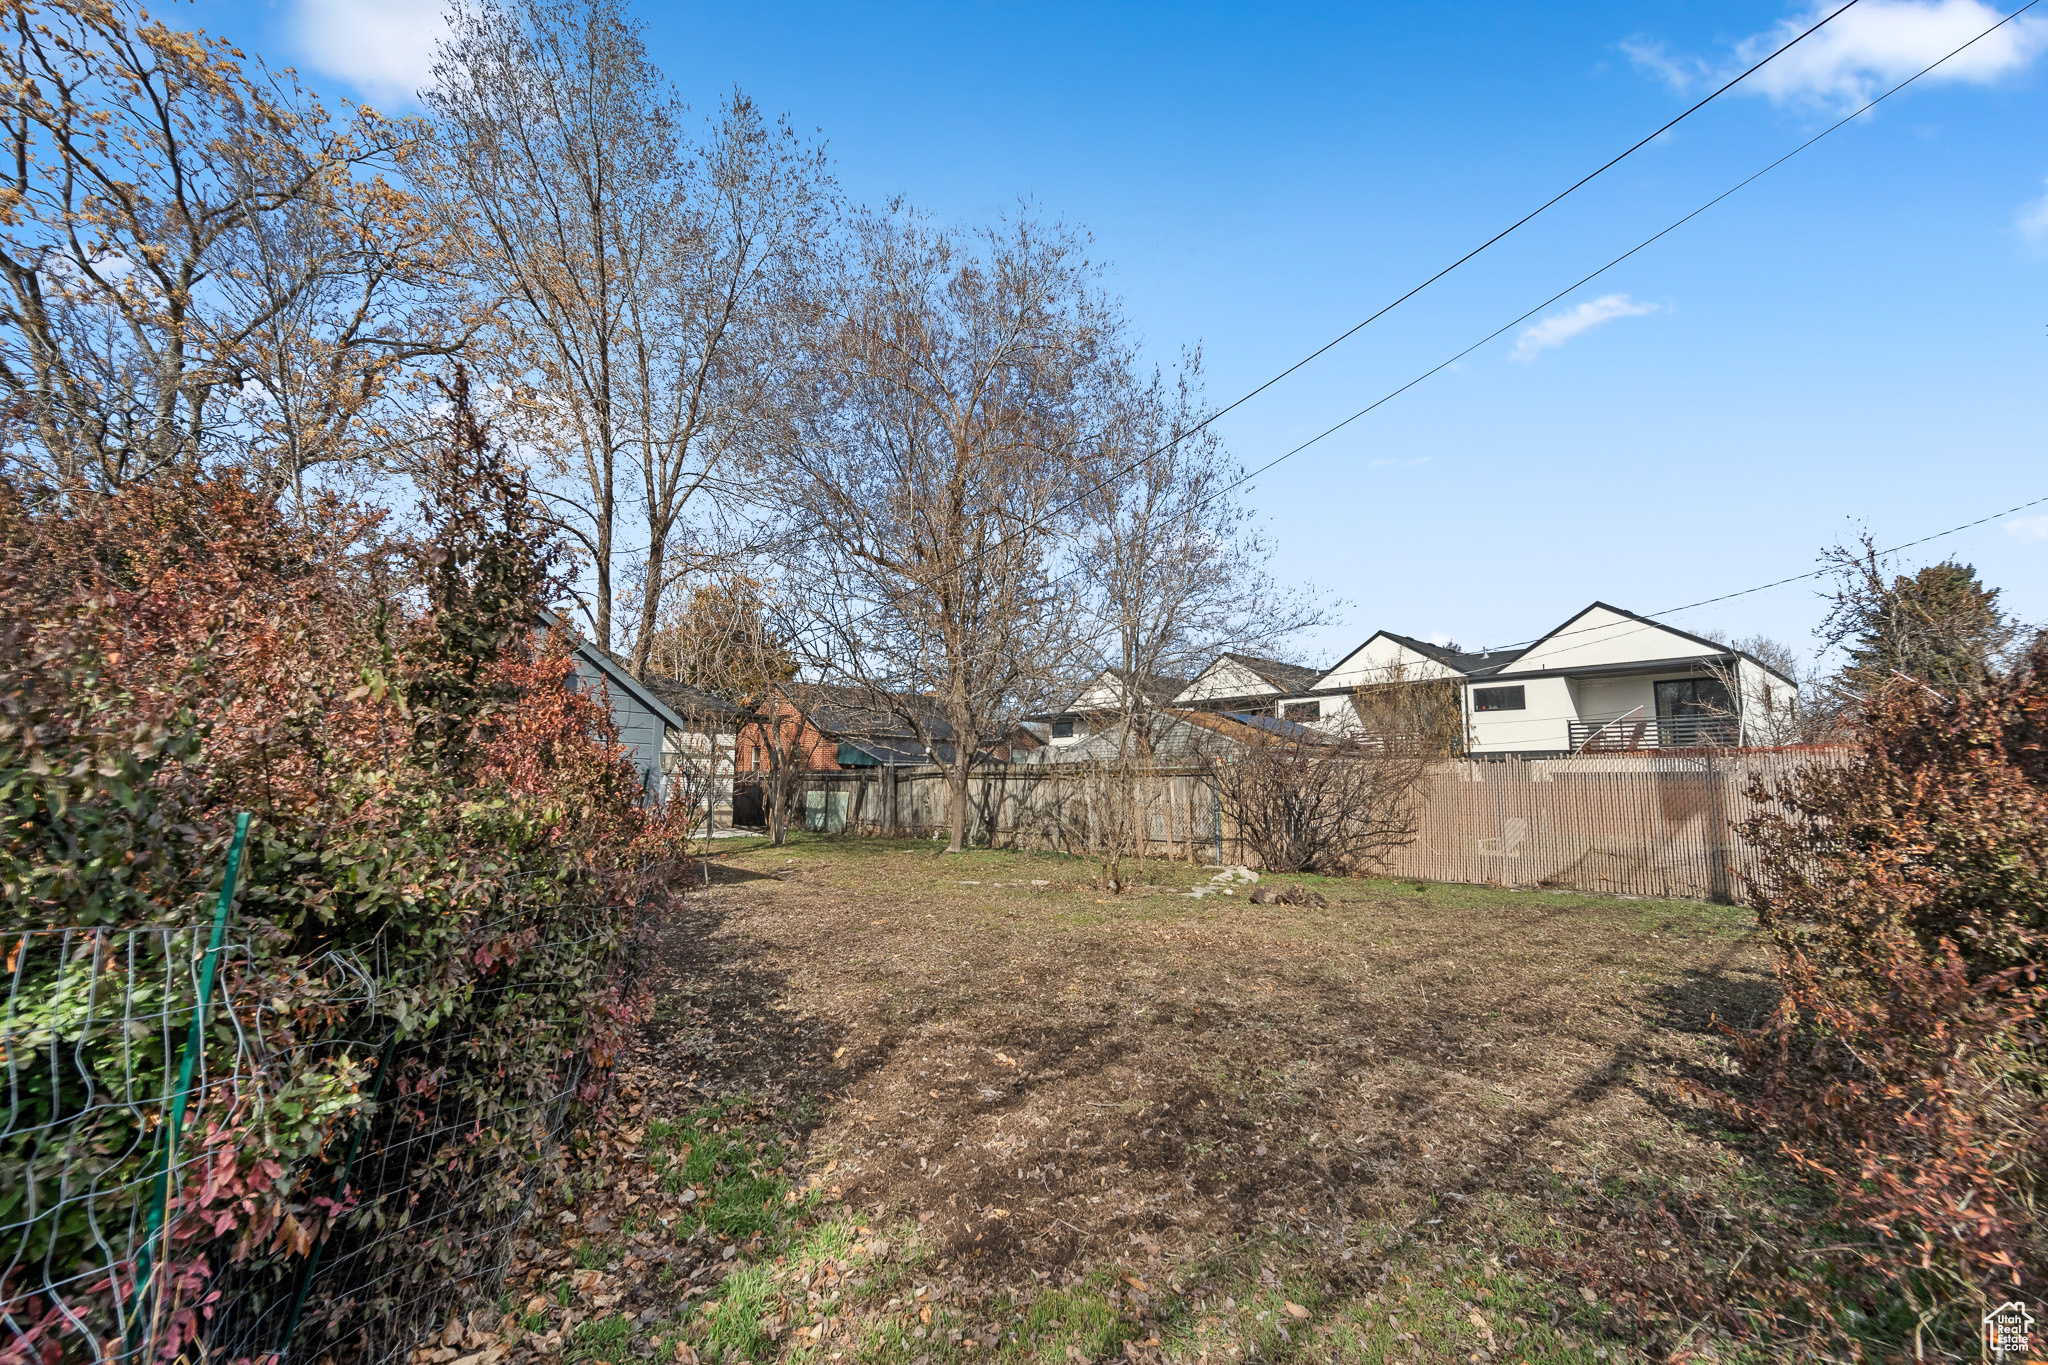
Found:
[641,676,747,723]
[1492,601,1750,678]
[1549,602,1797,685]
[1059,667,1190,713]
[1374,631,1524,677]
[535,607,685,731]
[1216,653,1322,695]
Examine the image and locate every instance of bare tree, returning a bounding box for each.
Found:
[776,205,1113,853]
[0,0,463,498]
[427,0,830,659]
[1073,352,1323,890]
[1209,729,1437,876]
[641,573,810,845]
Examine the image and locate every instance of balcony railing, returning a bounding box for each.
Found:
[1569,714,1739,751]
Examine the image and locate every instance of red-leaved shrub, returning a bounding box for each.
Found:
[1731,651,2048,1352]
[0,391,693,1361]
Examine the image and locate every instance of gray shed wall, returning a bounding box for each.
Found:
[571,658,666,798]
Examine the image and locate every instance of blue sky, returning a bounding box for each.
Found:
[198,0,2048,667]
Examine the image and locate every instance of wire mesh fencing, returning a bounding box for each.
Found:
[3,875,638,1364]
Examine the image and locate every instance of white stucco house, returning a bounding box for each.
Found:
[1036,603,1800,761]
[1248,603,1798,756]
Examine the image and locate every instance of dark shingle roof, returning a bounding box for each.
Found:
[1375,632,1527,677]
[1219,653,1323,694]
[641,676,748,722]
[787,682,955,743]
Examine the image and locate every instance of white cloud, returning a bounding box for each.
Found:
[1511,294,1659,362]
[2018,179,2048,237]
[1630,1,2048,111]
[291,0,449,107]
[2004,513,2048,540]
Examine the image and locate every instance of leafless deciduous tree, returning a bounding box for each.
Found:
[0,0,464,498]
[777,205,1115,853]
[427,0,831,661]
[1073,352,1323,890]
[1209,729,1436,875]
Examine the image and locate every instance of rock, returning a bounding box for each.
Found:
[1250,884,1327,908]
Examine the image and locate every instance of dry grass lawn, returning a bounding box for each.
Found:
[500,836,1791,1365]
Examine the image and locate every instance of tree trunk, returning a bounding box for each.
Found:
[946,753,969,853]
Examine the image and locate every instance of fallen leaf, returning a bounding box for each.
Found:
[1284,1302,1311,1319]
[1123,1275,1148,1292]
[1579,1286,1597,1304]
[672,1344,698,1364]
[994,1052,1017,1066]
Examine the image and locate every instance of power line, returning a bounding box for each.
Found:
[610,1,1865,574]
[1166,0,1866,436]
[1229,0,2043,513]
[844,0,2042,683]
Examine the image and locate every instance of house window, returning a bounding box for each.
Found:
[1654,677,1734,718]
[1052,717,1075,739]
[1281,700,1320,721]
[1473,685,1526,712]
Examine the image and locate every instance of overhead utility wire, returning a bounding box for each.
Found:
[998,0,2048,679]
[667,4,1867,589]
[1492,490,2048,661]
[1220,0,2039,516]
[1151,0,1865,439]
[1241,0,2045,662]
[857,0,2038,666]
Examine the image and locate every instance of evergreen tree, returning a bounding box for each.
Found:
[1823,539,2014,697]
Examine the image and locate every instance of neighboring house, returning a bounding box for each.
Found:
[1040,668,1189,753]
[1170,654,1325,718]
[1304,602,1798,755]
[733,683,1038,775]
[1035,603,1799,762]
[1033,705,1308,765]
[536,607,686,801]
[642,677,745,827]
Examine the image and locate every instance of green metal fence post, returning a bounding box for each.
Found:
[127,811,251,1353]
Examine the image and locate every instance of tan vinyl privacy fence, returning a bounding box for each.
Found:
[743,745,1849,904]
[1377,747,1847,901]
